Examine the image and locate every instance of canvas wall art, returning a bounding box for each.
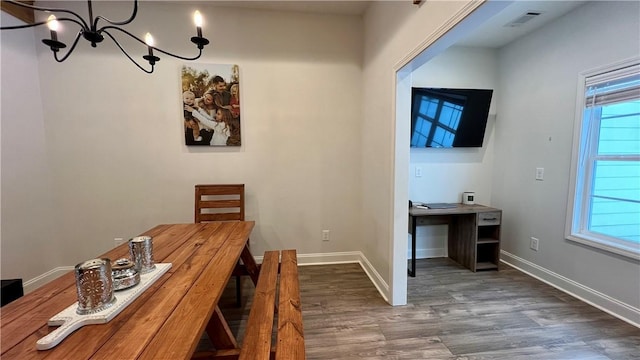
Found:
[181,63,241,146]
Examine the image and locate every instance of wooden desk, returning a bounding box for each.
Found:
[1,222,259,360]
[409,204,502,277]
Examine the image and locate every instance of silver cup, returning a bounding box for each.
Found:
[129,235,156,274]
[75,258,117,315]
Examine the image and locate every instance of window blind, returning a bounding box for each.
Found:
[585,63,640,107]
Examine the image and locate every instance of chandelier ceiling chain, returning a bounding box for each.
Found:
[0,0,210,73]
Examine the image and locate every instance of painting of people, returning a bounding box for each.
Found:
[181,64,241,146]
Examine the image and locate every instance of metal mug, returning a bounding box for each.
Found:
[75,258,117,315]
[129,236,156,274]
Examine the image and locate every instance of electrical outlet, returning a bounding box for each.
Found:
[322,230,330,241]
[114,237,125,247]
[530,237,539,251]
[535,167,544,181]
[415,167,422,177]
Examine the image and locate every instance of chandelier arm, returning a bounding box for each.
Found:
[1,0,89,29]
[101,30,154,74]
[99,25,204,61]
[150,45,203,61]
[93,0,138,28]
[1,20,50,30]
[52,32,83,63]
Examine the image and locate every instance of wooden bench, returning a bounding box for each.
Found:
[239,249,305,360]
[206,249,305,360]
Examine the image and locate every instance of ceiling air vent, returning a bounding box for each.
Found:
[504,11,543,27]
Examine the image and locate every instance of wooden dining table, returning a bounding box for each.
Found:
[0,221,259,360]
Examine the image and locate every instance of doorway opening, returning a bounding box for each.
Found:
[390,0,513,305]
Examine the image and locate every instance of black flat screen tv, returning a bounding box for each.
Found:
[410,87,493,148]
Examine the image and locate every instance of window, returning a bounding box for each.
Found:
[566,58,640,259]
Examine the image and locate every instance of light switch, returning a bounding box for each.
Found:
[535,167,544,181]
[415,167,422,177]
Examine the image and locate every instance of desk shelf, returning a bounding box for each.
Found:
[475,211,502,272]
[476,262,499,270]
[477,238,499,244]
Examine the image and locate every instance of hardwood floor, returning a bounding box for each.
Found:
[217,258,640,359]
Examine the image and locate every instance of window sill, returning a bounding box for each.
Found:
[567,234,640,261]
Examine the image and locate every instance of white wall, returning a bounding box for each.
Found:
[1,12,61,284]
[1,2,364,285]
[494,1,640,322]
[409,46,499,256]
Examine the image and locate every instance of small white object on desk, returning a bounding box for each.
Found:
[36,263,172,350]
[462,191,475,205]
[416,205,430,209]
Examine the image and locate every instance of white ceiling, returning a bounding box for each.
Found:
[456,1,586,48]
[210,0,373,16]
[209,0,586,49]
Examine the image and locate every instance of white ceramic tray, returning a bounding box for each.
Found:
[36,263,172,350]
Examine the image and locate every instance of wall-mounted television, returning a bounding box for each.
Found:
[410,87,493,148]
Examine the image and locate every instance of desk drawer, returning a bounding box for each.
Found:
[478,211,501,226]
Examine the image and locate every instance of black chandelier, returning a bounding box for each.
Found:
[0,0,210,74]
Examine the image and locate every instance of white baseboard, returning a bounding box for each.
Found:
[353,252,390,303]
[295,251,362,266]
[501,250,640,328]
[24,266,74,294]
[257,251,391,303]
[254,251,362,265]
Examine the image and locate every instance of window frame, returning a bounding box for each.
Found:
[565,57,640,260]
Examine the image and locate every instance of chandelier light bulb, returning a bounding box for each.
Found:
[143,32,157,64]
[193,11,203,27]
[144,32,154,47]
[47,15,59,31]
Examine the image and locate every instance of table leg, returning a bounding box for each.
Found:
[205,244,259,352]
[206,306,238,350]
[240,245,260,286]
[408,215,416,277]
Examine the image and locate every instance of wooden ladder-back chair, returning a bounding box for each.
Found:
[195,184,246,306]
